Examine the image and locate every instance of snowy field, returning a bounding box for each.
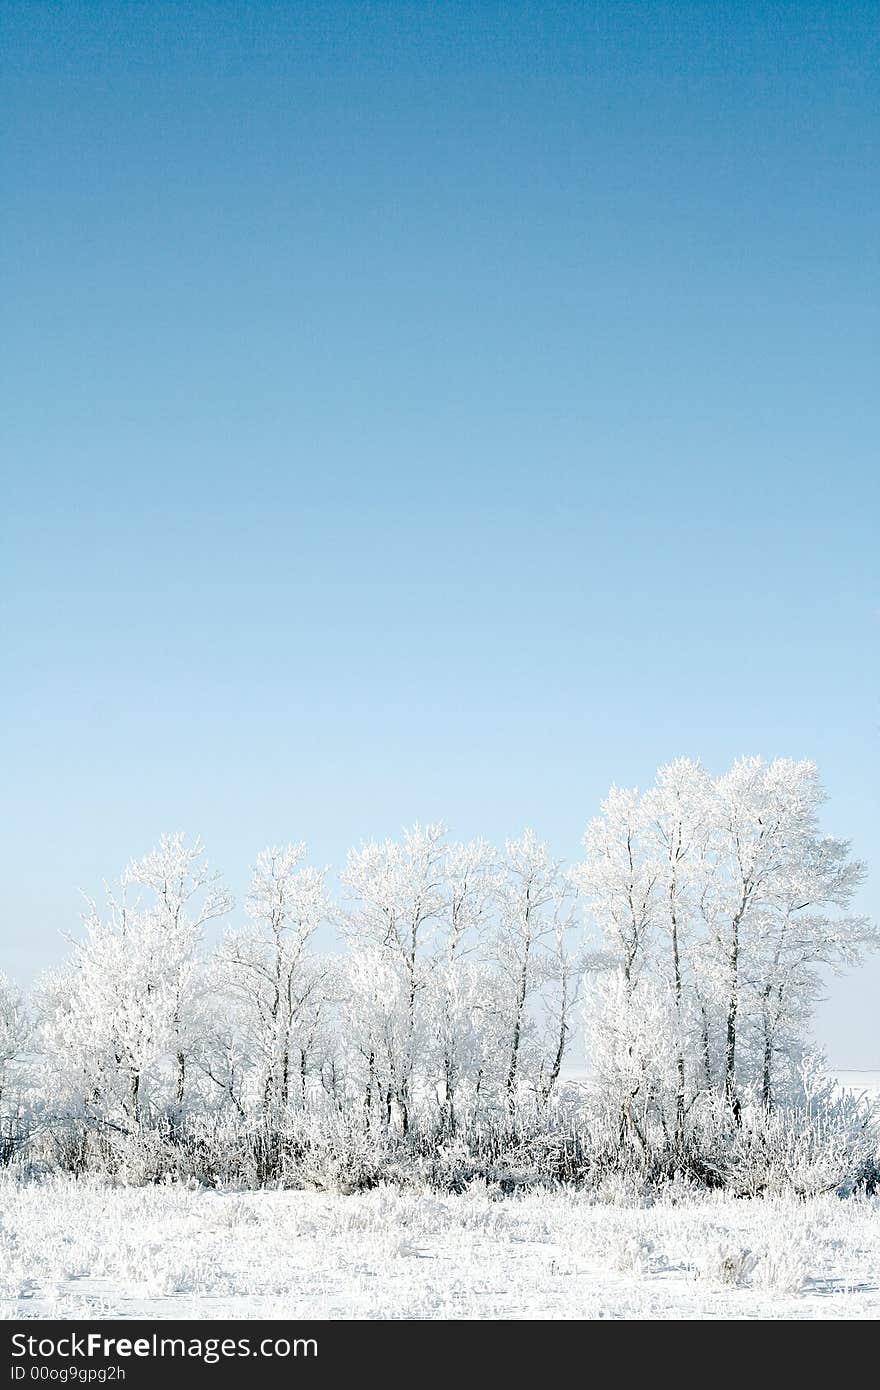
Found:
[0,1174,877,1320]
[835,1071,880,1097]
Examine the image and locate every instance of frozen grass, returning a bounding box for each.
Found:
[0,1174,877,1319]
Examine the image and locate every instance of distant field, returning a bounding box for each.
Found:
[836,1072,880,1096]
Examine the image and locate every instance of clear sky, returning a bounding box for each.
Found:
[1,1,877,1064]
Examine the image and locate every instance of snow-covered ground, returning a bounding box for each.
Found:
[0,1174,877,1320]
[835,1071,880,1097]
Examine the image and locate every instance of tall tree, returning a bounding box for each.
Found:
[122,833,232,1108]
[218,844,330,1117]
[341,823,447,1133]
[0,973,28,1114]
[495,830,571,1114]
[642,758,713,1144]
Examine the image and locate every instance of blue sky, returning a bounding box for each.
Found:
[2,1,877,1063]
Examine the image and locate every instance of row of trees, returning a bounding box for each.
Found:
[0,758,874,1159]
[578,758,873,1152]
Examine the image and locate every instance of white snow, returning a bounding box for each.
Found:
[835,1071,880,1096]
[1,1175,877,1320]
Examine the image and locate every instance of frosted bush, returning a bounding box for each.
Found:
[718,1096,879,1198]
[213,1196,259,1228]
[612,1235,662,1276]
[753,1237,810,1296]
[695,1241,759,1288]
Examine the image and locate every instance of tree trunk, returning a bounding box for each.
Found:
[544,968,569,1102]
[280,1046,289,1108]
[129,1070,140,1124]
[506,947,531,1113]
[442,1055,456,1135]
[724,928,739,1115]
[700,1002,712,1090]
[403,921,418,1138]
[760,987,773,1111]
[669,882,685,1148]
[364,1049,374,1120]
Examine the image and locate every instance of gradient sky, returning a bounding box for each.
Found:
[2,1,877,1064]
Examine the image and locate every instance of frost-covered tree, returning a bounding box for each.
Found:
[341,824,446,1133]
[8,778,873,1186]
[38,903,169,1123]
[572,785,658,991]
[0,973,28,1111]
[37,834,230,1125]
[642,758,714,1143]
[121,833,232,1107]
[338,945,408,1128]
[584,969,680,1154]
[706,758,872,1110]
[433,837,497,1130]
[534,899,590,1104]
[196,967,251,1118]
[578,759,873,1130]
[709,764,872,1109]
[494,830,574,1111]
[217,844,330,1117]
